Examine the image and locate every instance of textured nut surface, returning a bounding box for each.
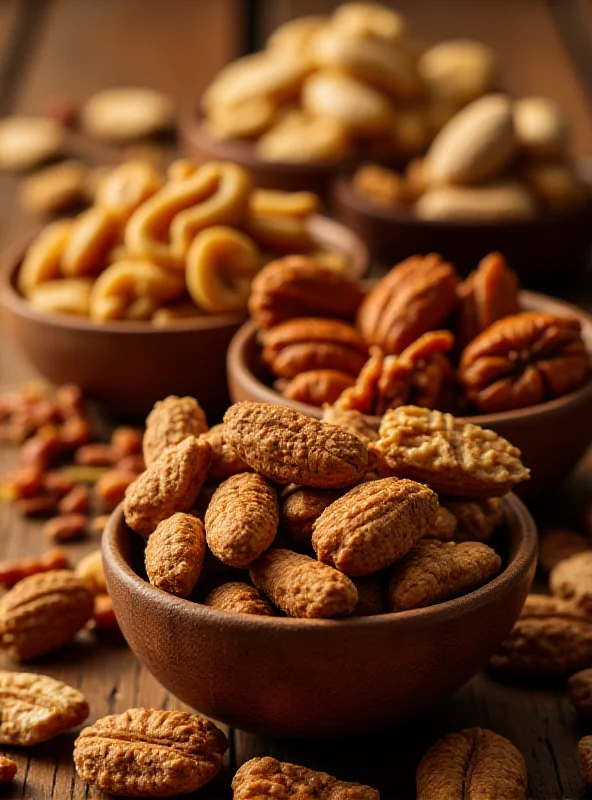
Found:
[143,396,208,466]
[0,570,94,660]
[145,513,206,597]
[282,487,344,545]
[376,405,529,497]
[282,369,356,408]
[550,551,592,613]
[579,736,592,785]
[321,407,379,447]
[205,473,278,568]
[233,756,379,800]
[124,436,211,537]
[490,594,592,676]
[430,506,458,542]
[0,756,16,783]
[0,670,89,745]
[249,256,364,330]
[357,254,458,354]
[389,539,501,610]
[443,498,503,543]
[74,708,228,797]
[568,668,592,716]
[204,582,275,616]
[201,423,250,481]
[538,529,589,573]
[312,477,438,576]
[416,727,527,800]
[250,549,358,618]
[224,402,368,488]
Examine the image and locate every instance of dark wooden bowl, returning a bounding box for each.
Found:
[332,160,592,285]
[103,499,536,737]
[227,291,592,500]
[0,218,367,418]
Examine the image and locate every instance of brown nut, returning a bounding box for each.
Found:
[443,497,503,543]
[0,548,69,589]
[75,549,106,595]
[250,549,358,618]
[200,423,250,481]
[312,477,439,576]
[95,469,138,511]
[261,317,368,379]
[58,484,89,514]
[204,582,275,616]
[0,570,94,659]
[416,727,527,800]
[357,254,458,354]
[224,402,368,488]
[580,736,592,785]
[145,512,206,597]
[205,473,278,568]
[282,486,344,545]
[124,436,211,537]
[430,506,458,542]
[538,529,589,573]
[568,668,592,716]
[549,551,592,613]
[43,512,87,542]
[111,426,143,457]
[0,670,89,745]
[0,757,16,783]
[248,256,364,330]
[73,708,228,797]
[321,407,379,447]
[143,395,208,466]
[282,369,356,407]
[74,443,117,467]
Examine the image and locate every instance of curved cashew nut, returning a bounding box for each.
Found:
[18,219,73,296]
[186,226,262,313]
[94,160,163,221]
[249,189,319,218]
[61,207,119,277]
[243,211,313,253]
[27,278,93,317]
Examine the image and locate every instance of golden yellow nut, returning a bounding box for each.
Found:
[268,16,328,59]
[19,160,88,216]
[61,207,119,277]
[27,278,93,317]
[18,219,74,296]
[186,226,262,313]
[243,211,313,254]
[167,159,200,182]
[330,2,407,44]
[152,301,203,325]
[256,110,350,164]
[249,189,319,218]
[94,160,163,221]
[419,40,497,107]
[514,96,571,159]
[89,259,185,322]
[520,161,587,211]
[206,97,277,141]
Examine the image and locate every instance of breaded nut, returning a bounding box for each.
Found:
[200,424,250,481]
[143,395,208,466]
[282,487,343,545]
[250,549,358,618]
[204,582,274,616]
[145,513,206,597]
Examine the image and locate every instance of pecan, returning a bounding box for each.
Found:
[201,423,250,481]
[375,406,529,497]
[0,570,94,659]
[0,548,69,589]
[459,312,590,413]
[442,497,503,543]
[357,254,459,354]
[455,252,521,350]
[490,594,592,676]
[58,484,89,514]
[389,540,501,610]
[74,708,228,797]
[416,728,527,800]
[224,402,368,488]
[352,574,388,616]
[145,513,206,597]
[0,757,16,783]
[250,549,358,618]
[205,473,278,568]
[75,549,106,594]
[281,486,344,545]
[111,426,143,458]
[0,671,89,745]
[204,582,275,616]
[312,477,438,576]
[282,369,355,407]
[550,551,592,613]
[43,512,87,542]
[75,443,117,466]
[261,317,368,379]
[233,757,379,800]
[538,529,589,573]
[580,736,592,785]
[143,395,209,466]
[116,453,146,474]
[321,407,378,447]
[124,436,211,537]
[95,468,138,511]
[430,506,457,541]
[248,255,364,330]
[568,668,592,716]
[333,347,384,414]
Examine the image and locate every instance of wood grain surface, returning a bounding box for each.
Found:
[0,1,591,797]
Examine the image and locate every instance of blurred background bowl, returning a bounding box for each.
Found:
[227,291,592,499]
[103,496,536,738]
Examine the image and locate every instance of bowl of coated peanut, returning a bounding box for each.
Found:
[227,252,592,498]
[183,3,500,196]
[334,93,592,280]
[0,158,368,416]
[102,395,537,736]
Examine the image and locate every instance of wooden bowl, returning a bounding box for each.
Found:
[103,499,536,737]
[332,161,592,285]
[227,291,592,500]
[0,219,367,418]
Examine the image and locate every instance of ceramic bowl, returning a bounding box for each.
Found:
[227,291,592,499]
[103,498,536,737]
[332,160,592,284]
[0,218,368,418]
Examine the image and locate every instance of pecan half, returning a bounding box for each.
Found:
[321,407,379,447]
[579,736,592,785]
[357,254,459,354]
[281,369,355,407]
[459,311,590,413]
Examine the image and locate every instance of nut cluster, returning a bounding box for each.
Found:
[250,251,590,414]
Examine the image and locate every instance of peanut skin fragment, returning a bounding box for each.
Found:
[224,402,368,488]
[232,756,379,800]
[416,727,527,800]
[143,395,208,466]
[312,477,439,576]
[204,582,274,616]
[205,473,279,568]
[145,513,206,597]
[250,549,358,618]
[389,540,501,611]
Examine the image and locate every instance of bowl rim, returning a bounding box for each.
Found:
[332,156,592,230]
[228,290,592,427]
[103,494,537,633]
[0,215,368,334]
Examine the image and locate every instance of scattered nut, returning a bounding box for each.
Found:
[549,551,592,613]
[43,512,87,542]
[75,549,106,594]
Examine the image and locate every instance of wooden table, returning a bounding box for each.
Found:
[0,1,591,797]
